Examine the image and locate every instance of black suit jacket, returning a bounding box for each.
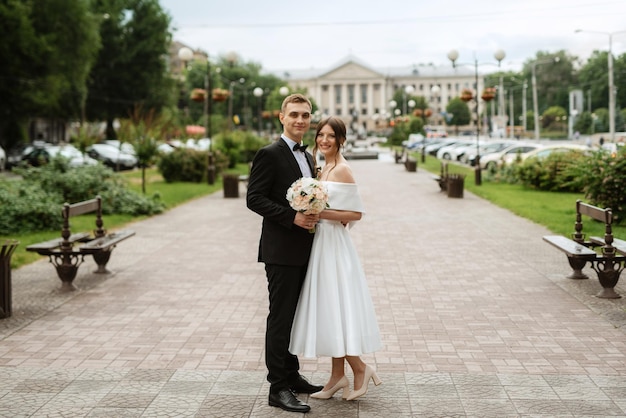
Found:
[246,138,316,266]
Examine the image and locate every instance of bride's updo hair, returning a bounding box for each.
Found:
[312,116,347,171]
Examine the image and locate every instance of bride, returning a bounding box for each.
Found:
[289,116,382,401]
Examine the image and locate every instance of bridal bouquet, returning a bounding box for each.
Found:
[286,177,329,232]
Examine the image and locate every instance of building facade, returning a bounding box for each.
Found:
[280,56,485,134]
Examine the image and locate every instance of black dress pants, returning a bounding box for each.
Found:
[264,264,307,393]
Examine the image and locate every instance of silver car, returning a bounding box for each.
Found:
[87,143,138,170]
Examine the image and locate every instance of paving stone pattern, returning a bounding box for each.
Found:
[1,151,625,417]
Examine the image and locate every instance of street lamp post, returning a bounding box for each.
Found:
[522,81,528,134]
[403,85,415,115]
[253,87,264,134]
[177,46,216,185]
[177,46,194,120]
[531,57,559,140]
[427,85,442,163]
[389,100,397,126]
[227,78,245,130]
[408,99,416,115]
[575,29,626,142]
[205,56,215,185]
[448,49,506,185]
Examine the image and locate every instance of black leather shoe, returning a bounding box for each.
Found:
[289,375,324,394]
[268,389,311,413]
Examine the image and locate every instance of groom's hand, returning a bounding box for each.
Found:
[294,212,319,230]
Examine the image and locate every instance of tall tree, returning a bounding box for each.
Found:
[578,51,626,121]
[522,50,577,114]
[0,0,99,149]
[577,50,611,112]
[445,98,471,134]
[86,0,172,139]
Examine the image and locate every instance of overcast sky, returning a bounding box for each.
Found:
[159,0,626,74]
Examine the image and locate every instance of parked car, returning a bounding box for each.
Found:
[104,140,136,156]
[479,143,541,171]
[424,139,461,156]
[157,142,176,154]
[21,144,98,167]
[86,143,138,170]
[464,140,516,166]
[512,144,590,164]
[436,140,474,161]
[185,137,211,151]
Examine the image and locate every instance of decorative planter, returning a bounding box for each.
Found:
[212,88,229,102]
[223,174,240,198]
[481,87,496,102]
[460,89,473,102]
[190,88,206,102]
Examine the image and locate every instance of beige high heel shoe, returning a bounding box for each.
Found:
[310,376,350,399]
[346,366,382,401]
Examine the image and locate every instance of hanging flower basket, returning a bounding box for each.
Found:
[481,87,496,102]
[460,88,473,102]
[212,88,229,102]
[190,88,207,103]
[261,111,272,119]
[413,109,423,117]
[424,109,433,118]
[272,109,281,117]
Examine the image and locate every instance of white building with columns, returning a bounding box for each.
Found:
[276,55,484,134]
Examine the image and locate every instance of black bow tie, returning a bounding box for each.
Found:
[293,143,308,152]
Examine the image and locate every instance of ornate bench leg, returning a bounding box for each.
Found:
[566,256,590,280]
[92,249,113,274]
[50,253,84,291]
[592,259,624,299]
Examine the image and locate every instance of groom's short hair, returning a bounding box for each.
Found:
[281,93,312,113]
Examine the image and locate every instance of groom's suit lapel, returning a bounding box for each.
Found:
[278,139,312,178]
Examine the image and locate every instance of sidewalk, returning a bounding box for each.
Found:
[1,151,625,417]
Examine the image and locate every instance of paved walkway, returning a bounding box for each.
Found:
[1,151,625,417]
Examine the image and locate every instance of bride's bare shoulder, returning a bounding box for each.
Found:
[328,163,355,183]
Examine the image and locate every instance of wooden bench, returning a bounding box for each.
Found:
[543,200,625,299]
[26,196,135,291]
[432,162,449,192]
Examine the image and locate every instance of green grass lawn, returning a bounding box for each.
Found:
[416,151,626,239]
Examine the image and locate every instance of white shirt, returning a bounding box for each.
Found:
[282,136,312,178]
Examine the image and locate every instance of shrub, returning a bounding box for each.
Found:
[1,161,165,234]
[516,151,586,192]
[214,131,269,168]
[484,162,520,184]
[565,148,626,222]
[157,148,207,182]
[0,181,62,233]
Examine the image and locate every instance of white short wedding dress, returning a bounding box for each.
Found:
[289,181,382,358]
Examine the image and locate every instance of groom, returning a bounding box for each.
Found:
[246,93,322,413]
